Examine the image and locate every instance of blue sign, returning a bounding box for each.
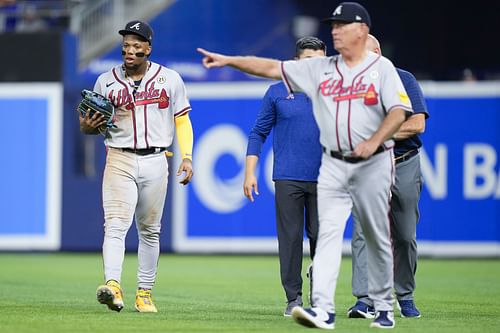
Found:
[0,84,62,250]
[418,95,500,242]
[0,98,47,234]
[188,99,275,237]
[172,82,500,256]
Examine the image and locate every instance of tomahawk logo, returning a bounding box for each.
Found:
[333,5,342,16]
[129,22,141,30]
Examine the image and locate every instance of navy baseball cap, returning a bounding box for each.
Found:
[322,2,371,28]
[119,20,153,44]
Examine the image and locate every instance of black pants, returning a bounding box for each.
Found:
[275,180,319,302]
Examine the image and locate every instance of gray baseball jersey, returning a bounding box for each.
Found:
[95,61,191,291]
[281,52,413,153]
[94,62,191,149]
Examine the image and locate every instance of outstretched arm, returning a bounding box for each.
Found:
[197,48,282,80]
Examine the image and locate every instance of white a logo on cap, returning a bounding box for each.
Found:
[129,22,141,30]
[355,15,362,21]
[333,5,342,16]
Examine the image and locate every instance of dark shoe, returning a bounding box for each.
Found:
[398,299,421,318]
[347,300,375,319]
[284,295,302,317]
[370,311,395,329]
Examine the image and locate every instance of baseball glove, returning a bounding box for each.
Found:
[77,89,116,130]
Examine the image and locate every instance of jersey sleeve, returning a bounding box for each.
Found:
[246,85,276,157]
[175,113,194,160]
[281,57,324,96]
[93,74,106,95]
[172,72,192,118]
[379,58,413,115]
[397,69,429,119]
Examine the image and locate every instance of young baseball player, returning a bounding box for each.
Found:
[244,36,326,317]
[79,20,194,313]
[197,2,412,329]
[347,34,428,320]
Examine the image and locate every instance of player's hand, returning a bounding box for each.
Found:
[352,139,380,159]
[197,48,229,69]
[177,158,193,185]
[79,108,106,134]
[243,174,259,202]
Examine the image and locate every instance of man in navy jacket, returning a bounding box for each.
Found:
[243,36,326,317]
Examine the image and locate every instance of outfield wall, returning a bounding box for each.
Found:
[172,81,500,257]
[0,83,63,250]
[0,81,498,257]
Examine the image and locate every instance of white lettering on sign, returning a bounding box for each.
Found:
[464,143,500,199]
[421,144,448,199]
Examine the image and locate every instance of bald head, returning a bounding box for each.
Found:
[366,34,381,55]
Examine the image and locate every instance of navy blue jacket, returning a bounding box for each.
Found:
[246,82,322,181]
[395,68,429,157]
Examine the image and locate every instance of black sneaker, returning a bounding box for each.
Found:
[398,299,421,318]
[347,300,375,319]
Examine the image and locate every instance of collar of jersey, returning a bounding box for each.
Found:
[121,61,152,89]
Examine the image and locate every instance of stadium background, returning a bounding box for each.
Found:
[0,0,499,256]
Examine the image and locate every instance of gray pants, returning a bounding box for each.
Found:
[102,148,168,289]
[352,153,422,304]
[275,180,319,302]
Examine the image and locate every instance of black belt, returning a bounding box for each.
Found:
[322,145,385,164]
[395,149,419,164]
[121,147,166,156]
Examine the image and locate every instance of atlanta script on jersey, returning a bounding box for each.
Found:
[93,61,191,149]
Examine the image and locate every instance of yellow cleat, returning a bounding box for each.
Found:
[135,288,158,313]
[96,280,124,312]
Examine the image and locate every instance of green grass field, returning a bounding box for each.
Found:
[0,254,499,333]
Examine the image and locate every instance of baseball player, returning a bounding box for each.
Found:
[79,20,194,313]
[244,36,325,317]
[348,34,428,319]
[197,2,412,329]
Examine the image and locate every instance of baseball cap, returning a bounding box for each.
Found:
[119,20,153,44]
[322,2,371,28]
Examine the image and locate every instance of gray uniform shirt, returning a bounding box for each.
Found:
[281,52,413,153]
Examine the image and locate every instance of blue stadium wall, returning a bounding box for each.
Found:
[0,1,499,256]
[170,82,500,257]
[1,80,498,256]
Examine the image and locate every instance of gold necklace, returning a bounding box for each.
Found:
[123,61,151,90]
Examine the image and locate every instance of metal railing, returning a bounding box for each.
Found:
[70,0,175,69]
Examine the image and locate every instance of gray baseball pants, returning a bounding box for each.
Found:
[101,148,168,289]
[352,153,422,304]
[312,150,395,313]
